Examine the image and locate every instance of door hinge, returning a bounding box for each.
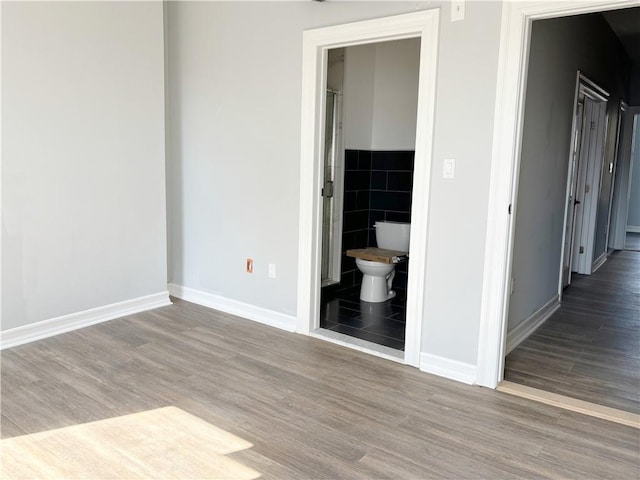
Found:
[579,246,584,254]
[585,184,590,194]
[324,180,334,198]
[591,121,596,130]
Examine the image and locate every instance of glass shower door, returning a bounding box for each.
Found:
[321,90,342,286]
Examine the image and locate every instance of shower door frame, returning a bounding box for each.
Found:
[320,89,344,287]
[296,10,440,367]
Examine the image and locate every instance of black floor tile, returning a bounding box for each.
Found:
[328,324,405,351]
[320,287,406,351]
[362,318,406,339]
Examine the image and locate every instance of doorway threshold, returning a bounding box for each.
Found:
[310,328,404,364]
[497,381,639,429]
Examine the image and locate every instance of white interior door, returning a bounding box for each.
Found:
[562,100,584,288]
[572,96,608,275]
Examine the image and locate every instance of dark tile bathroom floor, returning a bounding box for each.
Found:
[319,287,406,351]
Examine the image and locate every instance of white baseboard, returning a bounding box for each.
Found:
[592,253,607,273]
[0,292,172,350]
[168,283,296,333]
[506,294,560,355]
[420,352,477,385]
[626,226,640,233]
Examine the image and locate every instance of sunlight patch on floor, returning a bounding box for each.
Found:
[1,406,261,479]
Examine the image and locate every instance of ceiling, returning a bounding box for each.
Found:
[602,7,640,63]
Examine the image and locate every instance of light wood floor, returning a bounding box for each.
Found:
[505,250,640,414]
[2,299,639,479]
[2,407,261,479]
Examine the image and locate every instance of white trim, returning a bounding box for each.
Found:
[168,284,296,333]
[611,108,640,248]
[558,72,608,294]
[476,0,638,389]
[578,73,609,101]
[0,292,172,350]
[297,9,439,368]
[573,94,608,275]
[626,226,640,233]
[592,251,608,273]
[607,102,626,249]
[505,294,560,354]
[498,381,640,429]
[558,71,582,295]
[310,329,404,364]
[604,100,628,253]
[420,353,477,385]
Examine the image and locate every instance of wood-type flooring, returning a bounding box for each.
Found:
[505,250,640,414]
[2,298,639,478]
[626,232,640,251]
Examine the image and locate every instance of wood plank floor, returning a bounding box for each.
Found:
[626,232,640,251]
[2,298,639,479]
[505,250,640,414]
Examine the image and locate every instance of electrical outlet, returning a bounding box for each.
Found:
[246,258,253,274]
[268,263,276,279]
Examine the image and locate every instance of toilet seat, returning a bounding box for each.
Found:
[346,247,408,263]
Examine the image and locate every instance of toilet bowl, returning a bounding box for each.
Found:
[355,258,396,302]
[353,221,410,303]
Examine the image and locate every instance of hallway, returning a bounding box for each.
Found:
[504,250,640,414]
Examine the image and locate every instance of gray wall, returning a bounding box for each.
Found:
[628,117,640,229]
[509,13,631,332]
[343,43,375,150]
[370,39,420,150]
[343,38,420,151]
[1,2,168,331]
[166,1,503,366]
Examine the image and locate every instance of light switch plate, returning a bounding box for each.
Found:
[451,1,465,21]
[443,158,456,179]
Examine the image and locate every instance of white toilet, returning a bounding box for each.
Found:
[354,221,410,303]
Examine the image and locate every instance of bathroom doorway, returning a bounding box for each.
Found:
[297,11,440,367]
[318,39,420,353]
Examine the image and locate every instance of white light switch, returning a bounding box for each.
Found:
[268,263,276,279]
[443,158,456,179]
[451,1,465,21]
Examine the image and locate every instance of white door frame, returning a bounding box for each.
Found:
[605,100,628,252]
[610,107,640,249]
[296,10,440,367]
[475,0,637,388]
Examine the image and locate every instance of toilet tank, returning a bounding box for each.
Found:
[375,221,410,252]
